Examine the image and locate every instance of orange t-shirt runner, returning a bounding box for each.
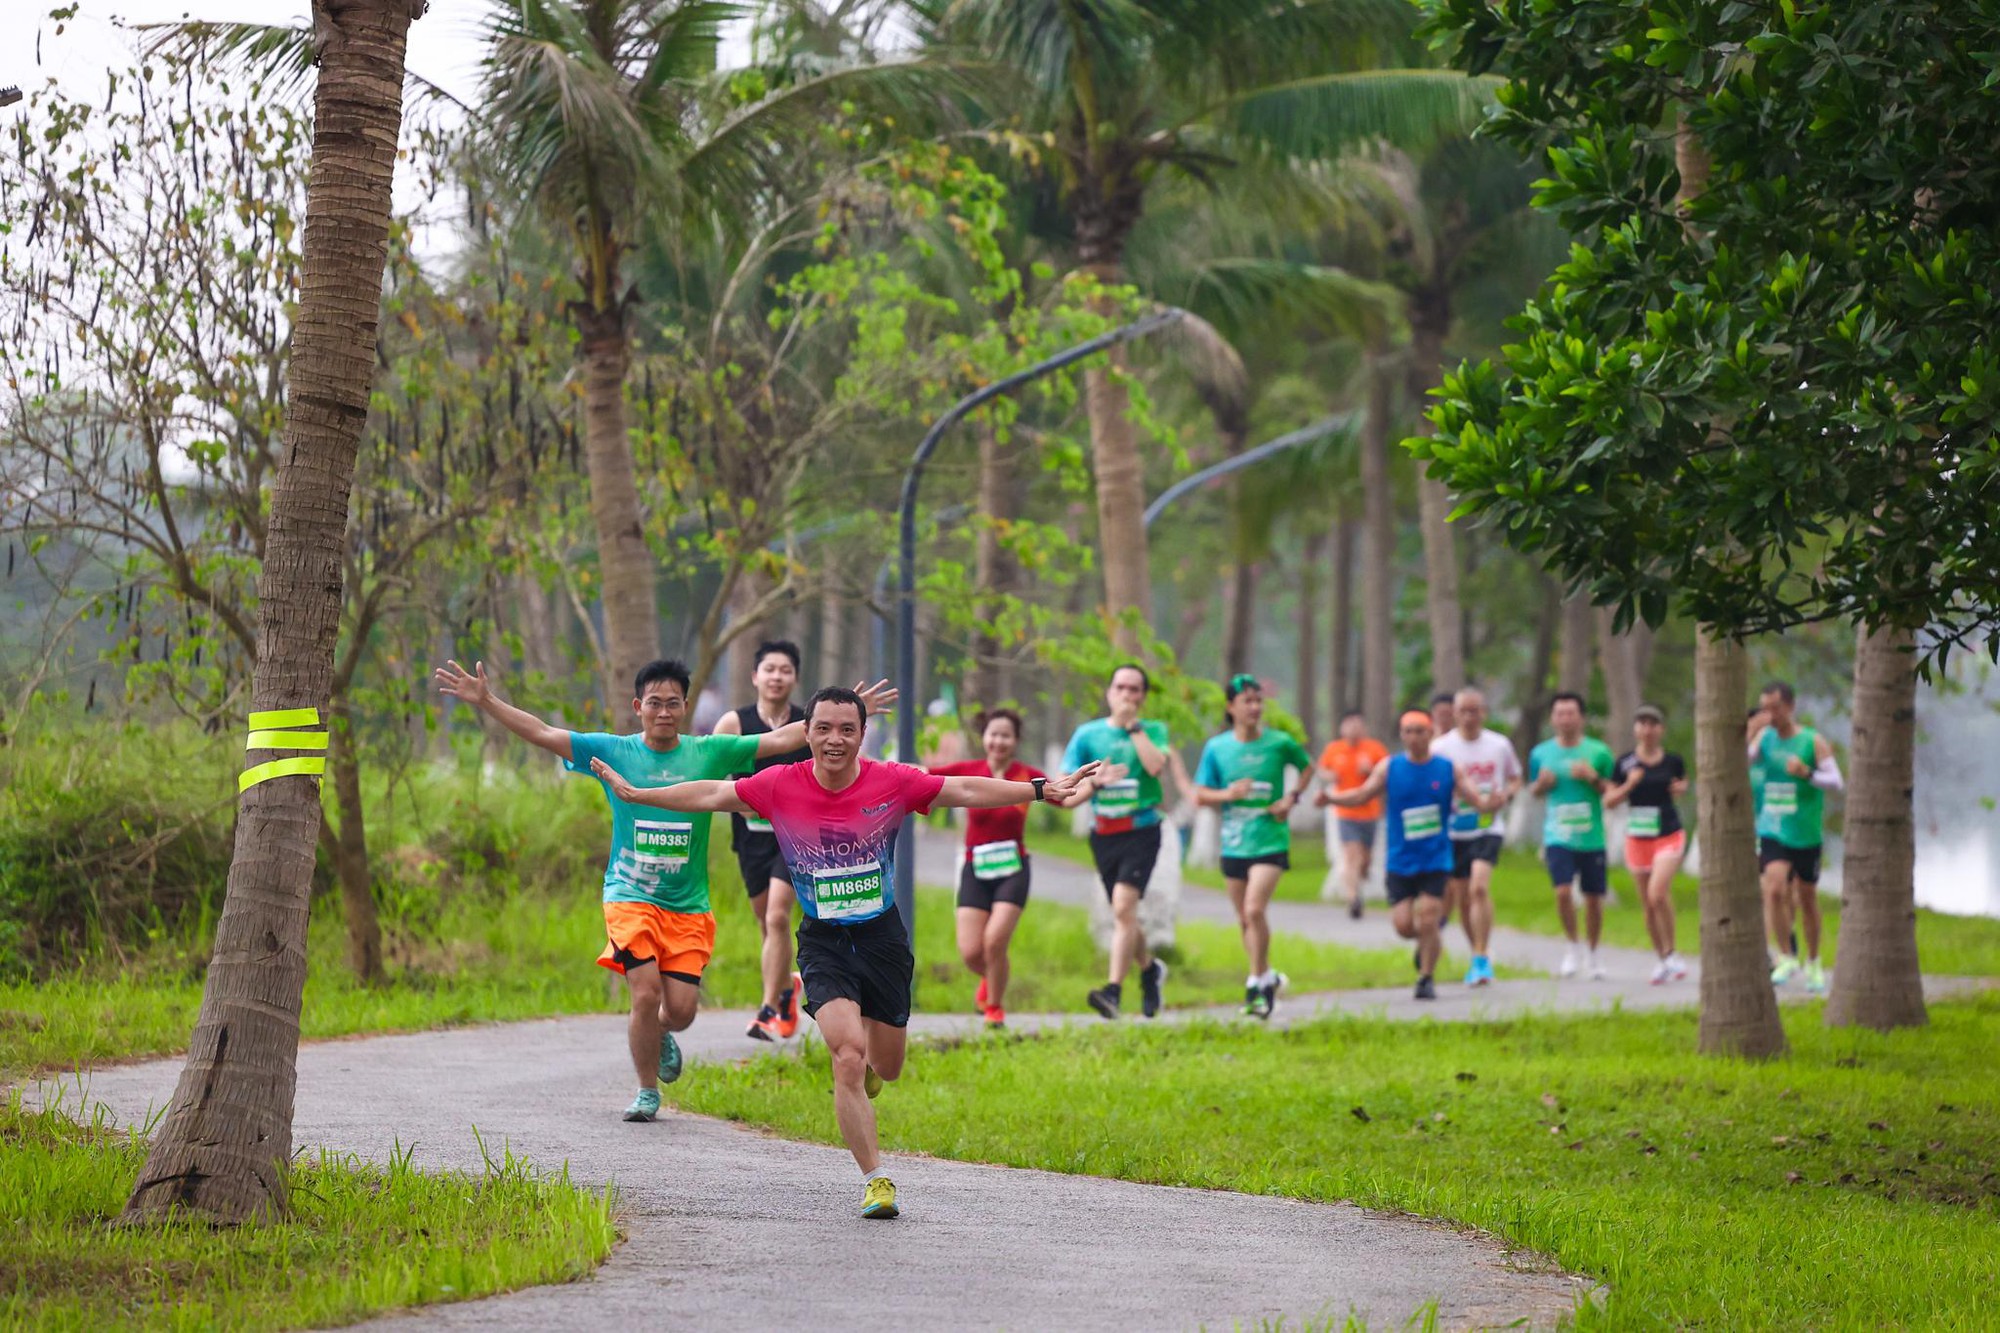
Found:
[1319,737,1389,821]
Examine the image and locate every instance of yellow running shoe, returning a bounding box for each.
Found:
[861,1175,898,1219]
[864,1065,884,1100]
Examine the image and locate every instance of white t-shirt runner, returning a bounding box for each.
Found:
[1431,727,1523,841]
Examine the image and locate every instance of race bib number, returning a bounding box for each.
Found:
[812,861,886,920]
[744,815,774,833]
[632,819,693,873]
[971,840,1023,880]
[1094,778,1141,820]
[1628,805,1661,838]
[1401,803,1443,840]
[1554,802,1595,838]
[1765,781,1798,816]
[1453,783,1496,833]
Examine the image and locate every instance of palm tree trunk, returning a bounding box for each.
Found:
[122,0,421,1225]
[1827,624,1926,1030]
[1408,304,1463,695]
[1086,347,1151,650]
[819,584,847,687]
[1329,512,1355,715]
[1694,626,1788,1058]
[1359,354,1397,738]
[1558,591,1594,699]
[577,316,659,725]
[324,705,381,983]
[1298,531,1323,740]
[1223,558,1257,675]
[972,417,1019,706]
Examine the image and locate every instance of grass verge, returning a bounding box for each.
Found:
[1,1090,615,1331]
[670,993,2000,1329]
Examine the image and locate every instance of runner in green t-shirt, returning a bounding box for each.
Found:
[1748,679,1844,993]
[1192,674,1314,1019]
[434,655,895,1123]
[1528,691,1617,980]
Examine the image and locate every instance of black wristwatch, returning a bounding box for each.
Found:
[1030,777,1048,802]
[1124,722,1145,735]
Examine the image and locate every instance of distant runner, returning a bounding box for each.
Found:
[1431,690,1457,736]
[1318,711,1388,919]
[711,639,808,1042]
[1064,664,1174,1021]
[1749,680,1843,993]
[432,658,892,1124]
[592,686,1107,1219]
[1193,675,1313,1019]
[929,708,1045,1028]
[1607,703,1689,985]
[1327,709,1496,999]
[1528,692,1616,979]
[1431,687,1523,987]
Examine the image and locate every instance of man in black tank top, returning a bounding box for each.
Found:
[713,640,810,1040]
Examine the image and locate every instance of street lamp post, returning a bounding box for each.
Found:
[1140,413,1357,531]
[891,306,1188,944]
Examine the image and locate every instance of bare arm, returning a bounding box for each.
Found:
[1325,764,1389,808]
[712,709,743,736]
[757,679,899,757]
[1452,765,1495,811]
[1603,766,1641,809]
[434,660,571,761]
[1194,776,1256,809]
[1127,724,1170,777]
[587,760,752,814]
[940,761,1111,811]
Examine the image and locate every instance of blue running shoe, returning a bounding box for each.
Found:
[623,1088,661,1122]
[659,1031,683,1085]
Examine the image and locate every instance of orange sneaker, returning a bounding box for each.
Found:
[982,1004,1006,1029]
[975,978,988,1011]
[747,1005,781,1042]
[774,982,801,1039]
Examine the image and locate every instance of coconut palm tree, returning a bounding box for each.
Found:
[934,0,1491,650]
[123,0,428,1225]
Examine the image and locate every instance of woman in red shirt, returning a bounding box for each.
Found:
[931,708,1045,1027]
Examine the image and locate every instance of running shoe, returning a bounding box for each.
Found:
[1140,959,1168,1018]
[1465,955,1493,988]
[747,1005,781,1042]
[1261,972,1287,1017]
[659,1031,683,1085]
[1414,976,1437,1001]
[983,1004,1007,1029]
[1588,954,1607,982]
[1348,899,1364,921]
[1649,959,1670,986]
[861,1176,899,1219]
[1770,955,1801,987]
[623,1088,661,1122]
[864,1064,884,1100]
[775,977,802,1039]
[1557,949,1579,979]
[1803,961,1827,995]
[1665,953,1689,981]
[1087,985,1121,1020]
[1241,982,1264,1018]
[975,977,989,1011]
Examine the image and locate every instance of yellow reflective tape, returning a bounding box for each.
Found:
[248,707,321,730]
[239,756,326,792]
[244,730,329,752]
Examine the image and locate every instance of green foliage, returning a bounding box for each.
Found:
[2,1091,615,1330]
[675,996,2000,1329]
[1413,0,2000,663]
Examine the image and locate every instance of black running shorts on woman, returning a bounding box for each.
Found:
[735,836,788,897]
[956,860,1031,912]
[1089,823,1163,899]
[796,912,914,1028]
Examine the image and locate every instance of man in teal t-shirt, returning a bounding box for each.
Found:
[1193,674,1313,1019]
[1749,679,1844,992]
[435,654,893,1124]
[1528,691,1616,979]
[1064,663,1175,1021]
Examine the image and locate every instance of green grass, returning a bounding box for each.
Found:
[671,994,2000,1330]
[1,836,1442,1076]
[1,1090,616,1331]
[1037,826,2000,975]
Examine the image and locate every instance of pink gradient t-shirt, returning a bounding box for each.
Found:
[733,758,946,923]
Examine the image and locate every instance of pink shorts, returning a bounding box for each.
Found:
[1625,828,1686,874]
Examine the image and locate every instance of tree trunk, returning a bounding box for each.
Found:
[972,417,1019,706]
[1597,606,1648,730]
[577,317,658,727]
[1558,591,1594,699]
[1223,559,1257,676]
[1359,354,1397,738]
[324,705,381,983]
[123,0,420,1225]
[1514,577,1561,758]
[1407,299,1463,697]
[723,570,765,698]
[1298,531,1323,740]
[1694,626,1788,1059]
[517,567,559,684]
[1827,624,1926,1030]
[1329,513,1355,716]
[819,585,847,688]
[1086,347,1151,652]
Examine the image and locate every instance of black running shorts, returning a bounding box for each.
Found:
[736,834,789,898]
[956,860,1032,912]
[1451,833,1504,880]
[1219,851,1290,881]
[796,911,913,1028]
[1386,871,1449,905]
[1089,823,1163,899]
[1759,837,1823,886]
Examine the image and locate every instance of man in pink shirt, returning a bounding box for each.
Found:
[594,684,1108,1221]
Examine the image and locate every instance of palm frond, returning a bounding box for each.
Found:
[134,19,469,111]
[1216,68,1499,159]
[1179,257,1401,347]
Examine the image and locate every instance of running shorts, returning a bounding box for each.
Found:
[735,834,789,898]
[796,912,913,1028]
[598,902,713,983]
[1544,845,1609,897]
[1336,817,1379,845]
[956,860,1032,912]
[1759,837,1823,886]
[1626,828,1687,874]
[1385,870,1448,905]
[1220,851,1291,881]
[1451,833,1504,879]
[1089,824,1163,899]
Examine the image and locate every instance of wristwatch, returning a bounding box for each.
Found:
[1030,777,1048,802]
[1124,721,1145,735]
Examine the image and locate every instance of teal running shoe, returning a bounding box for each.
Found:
[659,1031,684,1085]
[623,1087,661,1122]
